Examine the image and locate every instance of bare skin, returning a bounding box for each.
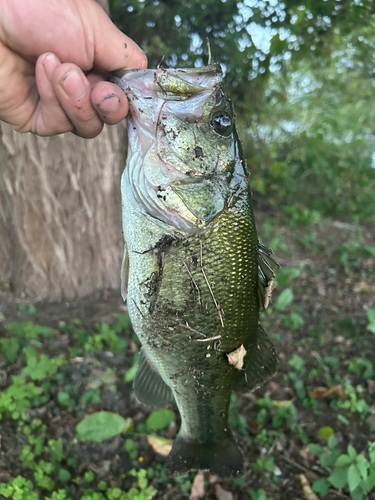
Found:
[0,0,147,138]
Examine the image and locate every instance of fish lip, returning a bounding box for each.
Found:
[110,64,222,80]
[109,64,223,95]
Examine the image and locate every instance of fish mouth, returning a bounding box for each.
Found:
[110,64,222,100]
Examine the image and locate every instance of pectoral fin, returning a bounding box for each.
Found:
[232,324,277,393]
[134,349,174,407]
[257,243,280,309]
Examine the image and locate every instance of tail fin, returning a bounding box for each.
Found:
[165,433,244,478]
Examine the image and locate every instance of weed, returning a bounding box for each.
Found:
[331,382,370,421]
[309,436,375,500]
[0,376,43,419]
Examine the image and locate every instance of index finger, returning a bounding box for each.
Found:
[91,1,147,72]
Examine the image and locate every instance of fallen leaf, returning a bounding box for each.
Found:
[215,484,233,500]
[264,280,276,309]
[190,472,205,500]
[147,435,172,457]
[308,385,343,399]
[272,400,293,408]
[300,446,314,460]
[307,387,327,399]
[299,473,319,500]
[353,281,371,293]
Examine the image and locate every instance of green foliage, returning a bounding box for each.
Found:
[0,476,39,500]
[23,346,66,380]
[77,412,133,442]
[83,322,127,353]
[367,309,375,335]
[109,0,375,222]
[255,455,277,475]
[331,382,370,420]
[0,336,21,362]
[8,321,53,338]
[249,489,274,500]
[0,375,43,419]
[309,438,375,499]
[349,358,375,380]
[273,288,294,311]
[124,353,140,383]
[18,304,37,315]
[146,409,175,431]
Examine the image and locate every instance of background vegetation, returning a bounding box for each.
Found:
[1,1,375,499]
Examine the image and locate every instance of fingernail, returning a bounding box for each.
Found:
[98,94,120,115]
[43,53,60,82]
[60,69,87,100]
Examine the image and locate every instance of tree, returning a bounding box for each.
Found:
[0,122,126,302]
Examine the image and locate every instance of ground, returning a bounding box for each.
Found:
[0,208,375,500]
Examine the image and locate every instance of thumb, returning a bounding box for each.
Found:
[90,1,147,72]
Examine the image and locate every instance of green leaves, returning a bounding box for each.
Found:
[367,309,375,334]
[274,288,294,311]
[311,440,375,499]
[77,412,133,442]
[146,409,175,431]
[328,468,347,489]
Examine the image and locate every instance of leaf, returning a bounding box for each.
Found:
[147,435,172,456]
[328,468,347,489]
[334,454,352,467]
[299,474,319,500]
[58,468,71,482]
[189,472,205,500]
[0,337,20,363]
[350,487,365,500]
[348,464,361,492]
[364,470,375,491]
[318,427,334,441]
[312,478,329,498]
[124,363,138,383]
[348,444,357,459]
[76,412,132,442]
[367,308,375,324]
[146,409,175,430]
[327,435,337,450]
[274,288,294,311]
[308,444,324,455]
[355,457,369,481]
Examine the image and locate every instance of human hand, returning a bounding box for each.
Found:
[0,0,147,138]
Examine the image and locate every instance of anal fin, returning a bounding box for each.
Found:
[134,349,174,407]
[232,323,277,393]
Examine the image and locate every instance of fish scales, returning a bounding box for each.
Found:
[111,64,279,478]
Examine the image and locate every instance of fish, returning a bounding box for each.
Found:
[110,64,279,478]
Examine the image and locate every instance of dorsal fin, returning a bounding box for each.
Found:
[257,243,280,309]
[121,243,129,302]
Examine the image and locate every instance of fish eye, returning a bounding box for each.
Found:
[211,111,232,136]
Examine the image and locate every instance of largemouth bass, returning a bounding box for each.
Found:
[111,64,278,478]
